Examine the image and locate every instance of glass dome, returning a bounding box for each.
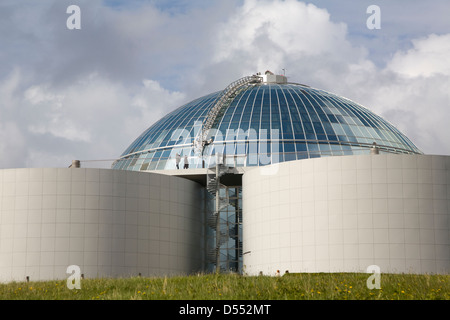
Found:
[112,79,422,171]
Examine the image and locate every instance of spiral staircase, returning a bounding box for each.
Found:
[205,155,242,273]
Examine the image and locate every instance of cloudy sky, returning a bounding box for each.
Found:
[0,0,449,169]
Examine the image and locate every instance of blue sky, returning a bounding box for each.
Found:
[0,0,449,168]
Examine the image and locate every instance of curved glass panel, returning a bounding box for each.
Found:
[112,83,422,171]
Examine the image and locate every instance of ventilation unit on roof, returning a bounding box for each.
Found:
[260,70,288,84]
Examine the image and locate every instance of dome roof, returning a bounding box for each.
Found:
[113,76,421,171]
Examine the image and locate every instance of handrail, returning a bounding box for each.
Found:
[194,75,262,155]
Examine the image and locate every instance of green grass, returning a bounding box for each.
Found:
[0,273,448,300]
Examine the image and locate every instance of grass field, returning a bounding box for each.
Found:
[0,273,448,300]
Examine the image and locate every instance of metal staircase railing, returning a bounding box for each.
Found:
[194,74,262,155]
[205,158,230,272]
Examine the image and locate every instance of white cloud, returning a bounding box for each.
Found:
[24,85,64,107]
[214,0,350,61]
[373,34,450,154]
[0,121,26,169]
[387,33,450,78]
[131,79,185,124]
[0,70,184,168]
[210,0,346,75]
[0,69,28,168]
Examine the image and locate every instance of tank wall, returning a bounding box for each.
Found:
[242,154,450,275]
[0,168,204,282]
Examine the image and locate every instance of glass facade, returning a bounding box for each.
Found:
[112,83,422,171]
[205,184,242,273]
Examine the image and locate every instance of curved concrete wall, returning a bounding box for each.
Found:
[0,168,204,282]
[243,154,449,275]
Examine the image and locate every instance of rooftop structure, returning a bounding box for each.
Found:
[113,71,421,172]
